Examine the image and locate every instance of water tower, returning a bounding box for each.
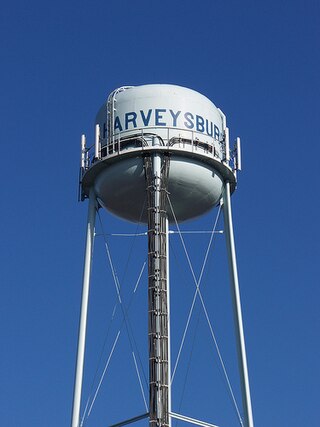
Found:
[71,85,254,427]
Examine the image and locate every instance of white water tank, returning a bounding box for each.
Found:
[82,84,236,223]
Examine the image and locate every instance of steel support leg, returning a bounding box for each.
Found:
[71,188,97,427]
[222,181,254,427]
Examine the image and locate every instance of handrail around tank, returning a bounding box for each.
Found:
[81,125,228,172]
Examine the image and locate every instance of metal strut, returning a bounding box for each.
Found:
[71,188,97,427]
[223,181,254,427]
[144,153,170,427]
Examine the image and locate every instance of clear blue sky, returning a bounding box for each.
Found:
[1,1,319,426]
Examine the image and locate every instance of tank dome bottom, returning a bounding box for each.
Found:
[93,155,224,224]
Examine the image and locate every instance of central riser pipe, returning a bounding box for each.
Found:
[145,154,170,427]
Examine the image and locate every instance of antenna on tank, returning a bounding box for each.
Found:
[236,137,242,171]
[224,127,230,163]
[72,84,254,427]
[94,124,101,160]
